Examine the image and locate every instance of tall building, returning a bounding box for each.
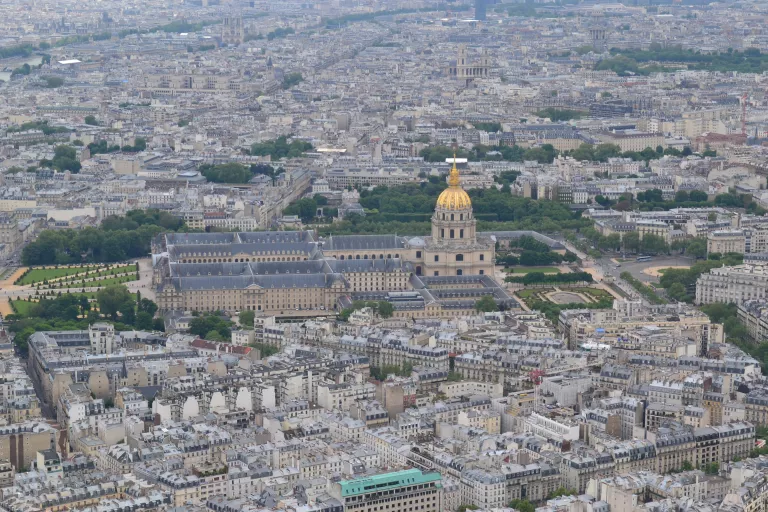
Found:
[475,0,487,20]
[221,16,244,45]
[696,264,768,305]
[153,164,503,315]
[330,469,443,512]
[415,159,495,277]
[447,45,490,84]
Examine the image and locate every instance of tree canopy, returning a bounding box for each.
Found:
[22,209,185,265]
[251,136,312,159]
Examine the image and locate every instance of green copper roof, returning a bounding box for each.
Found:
[338,469,441,497]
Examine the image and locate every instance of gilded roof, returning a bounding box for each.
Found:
[436,157,471,211]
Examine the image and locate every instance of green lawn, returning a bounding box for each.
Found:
[50,274,137,289]
[10,300,35,316]
[571,287,612,299]
[18,263,137,286]
[18,265,102,285]
[506,266,561,274]
[52,263,138,284]
[516,288,554,299]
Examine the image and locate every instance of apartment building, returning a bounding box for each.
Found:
[330,469,443,512]
[696,264,768,305]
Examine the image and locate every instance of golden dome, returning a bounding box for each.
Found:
[436,157,472,210]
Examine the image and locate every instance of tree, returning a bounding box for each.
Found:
[152,317,166,331]
[240,310,255,327]
[138,298,158,316]
[136,311,154,330]
[508,499,535,512]
[205,330,225,341]
[475,295,498,312]
[622,232,640,253]
[377,301,394,318]
[121,300,136,325]
[686,237,707,259]
[44,76,64,88]
[640,233,669,255]
[667,282,689,302]
[96,285,133,321]
[689,190,708,202]
[84,115,98,126]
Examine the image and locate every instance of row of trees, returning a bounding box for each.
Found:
[188,312,232,341]
[611,45,768,74]
[338,300,395,321]
[22,209,185,265]
[659,253,743,303]
[7,120,70,135]
[39,145,81,173]
[580,229,675,256]
[534,108,586,121]
[370,363,413,381]
[8,286,162,353]
[251,136,312,159]
[420,144,558,165]
[620,271,667,305]
[316,182,590,237]
[283,194,337,223]
[499,235,579,266]
[505,271,594,285]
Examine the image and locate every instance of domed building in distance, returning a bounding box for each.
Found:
[415,160,495,277]
[323,158,496,278]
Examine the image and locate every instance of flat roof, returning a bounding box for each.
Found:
[58,59,82,65]
[338,469,441,497]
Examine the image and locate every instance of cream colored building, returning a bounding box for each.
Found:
[154,165,505,317]
[595,131,665,153]
[695,264,768,305]
[707,230,746,255]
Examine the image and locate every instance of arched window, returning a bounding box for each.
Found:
[340,255,345,260]
[456,254,464,262]
[364,255,368,259]
[356,255,361,259]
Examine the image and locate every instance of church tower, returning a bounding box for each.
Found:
[432,160,476,244]
[417,157,494,277]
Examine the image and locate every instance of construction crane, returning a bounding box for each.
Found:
[525,356,605,413]
[742,92,748,137]
[528,369,545,413]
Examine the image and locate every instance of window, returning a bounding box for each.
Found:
[434,271,439,276]
[480,254,484,261]
[456,269,463,276]
[460,213,463,220]
[451,214,454,221]
[450,229,454,238]
[456,254,464,262]
[479,270,484,275]
[434,255,439,262]
[460,229,464,238]
[440,229,444,238]
[416,251,422,258]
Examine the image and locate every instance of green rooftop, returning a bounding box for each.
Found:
[338,469,441,497]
